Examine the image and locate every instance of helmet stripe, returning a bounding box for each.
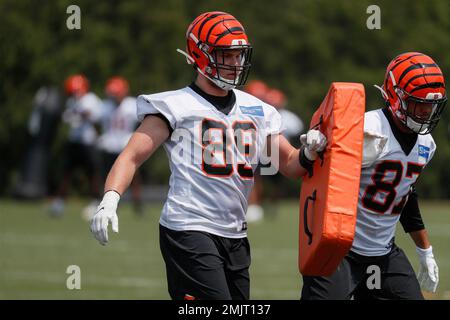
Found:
[213,27,244,45]
[403,73,443,91]
[197,13,227,40]
[397,63,437,87]
[409,82,445,94]
[384,53,425,90]
[206,18,237,44]
[187,12,209,36]
[389,53,425,73]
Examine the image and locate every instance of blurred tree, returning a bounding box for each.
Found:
[0,0,448,197]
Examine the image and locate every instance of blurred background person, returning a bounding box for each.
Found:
[13,85,63,199]
[266,88,304,147]
[1,0,449,301]
[244,80,269,103]
[244,81,304,222]
[244,80,270,222]
[97,76,143,216]
[49,74,102,218]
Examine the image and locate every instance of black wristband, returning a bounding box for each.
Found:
[299,146,315,177]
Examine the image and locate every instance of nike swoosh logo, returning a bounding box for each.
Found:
[96,207,105,214]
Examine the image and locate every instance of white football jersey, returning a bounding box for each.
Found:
[98,97,138,154]
[63,92,102,145]
[351,108,436,256]
[137,86,282,238]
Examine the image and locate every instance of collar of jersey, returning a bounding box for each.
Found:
[186,85,237,117]
[382,107,418,156]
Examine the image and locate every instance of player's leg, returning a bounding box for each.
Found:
[371,245,424,300]
[81,144,101,200]
[101,151,117,185]
[221,237,251,300]
[80,144,101,220]
[301,253,363,300]
[159,225,232,300]
[50,142,77,216]
[246,173,264,222]
[58,142,79,198]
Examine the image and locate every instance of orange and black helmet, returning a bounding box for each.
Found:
[178,11,252,90]
[64,74,89,97]
[105,76,129,101]
[379,52,447,134]
[265,88,287,109]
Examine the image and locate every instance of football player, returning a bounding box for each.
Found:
[245,83,305,222]
[301,52,447,300]
[50,74,102,217]
[90,11,327,300]
[243,79,271,222]
[97,77,143,215]
[266,88,304,142]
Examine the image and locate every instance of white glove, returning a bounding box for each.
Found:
[300,129,327,161]
[416,246,439,293]
[90,190,120,246]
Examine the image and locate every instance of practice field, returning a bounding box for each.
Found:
[1,198,449,300]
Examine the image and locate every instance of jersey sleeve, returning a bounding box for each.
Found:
[136,94,177,130]
[122,97,138,122]
[361,110,388,168]
[264,104,283,136]
[427,136,437,164]
[79,93,103,122]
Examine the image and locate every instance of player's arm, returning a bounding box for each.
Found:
[105,115,170,194]
[275,134,305,178]
[270,129,327,179]
[400,188,439,293]
[90,115,170,245]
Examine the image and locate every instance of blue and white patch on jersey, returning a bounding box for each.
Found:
[418,145,430,163]
[239,105,264,116]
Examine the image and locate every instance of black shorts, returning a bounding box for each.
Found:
[63,141,98,177]
[159,224,251,300]
[100,151,119,181]
[301,244,423,300]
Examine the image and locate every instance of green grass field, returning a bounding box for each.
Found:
[1,198,449,299]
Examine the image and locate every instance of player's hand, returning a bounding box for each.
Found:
[416,246,439,293]
[90,190,120,246]
[300,129,327,161]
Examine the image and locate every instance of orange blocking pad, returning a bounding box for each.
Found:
[299,82,365,276]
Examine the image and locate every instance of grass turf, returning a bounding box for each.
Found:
[1,198,449,299]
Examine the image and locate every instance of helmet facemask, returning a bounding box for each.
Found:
[395,87,447,134]
[206,46,253,90]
